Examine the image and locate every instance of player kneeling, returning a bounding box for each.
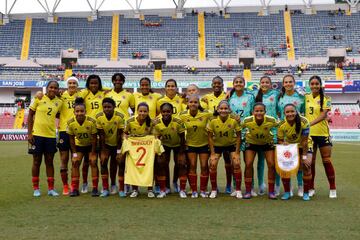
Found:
[277,104,312,201]
[207,100,242,199]
[68,98,98,197]
[242,103,278,199]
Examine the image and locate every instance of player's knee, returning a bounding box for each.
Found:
[322,156,332,163]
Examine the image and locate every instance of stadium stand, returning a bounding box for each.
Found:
[0,20,24,57]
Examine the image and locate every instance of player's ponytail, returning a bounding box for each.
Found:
[284,103,301,134]
[279,74,295,100]
[140,77,154,93]
[255,76,271,103]
[309,75,324,112]
[74,97,85,107]
[214,100,230,116]
[229,75,245,98]
[137,102,152,127]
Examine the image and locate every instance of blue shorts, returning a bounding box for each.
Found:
[186,145,209,154]
[57,131,70,151]
[214,145,236,154]
[75,145,92,154]
[29,136,57,154]
[245,143,275,152]
[311,136,332,148]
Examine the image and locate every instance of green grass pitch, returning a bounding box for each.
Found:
[0,141,359,239]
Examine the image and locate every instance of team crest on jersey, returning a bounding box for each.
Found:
[269,97,274,102]
[264,127,268,130]
[98,96,102,99]
[176,100,179,104]
[86,126,90,130]
[149,96,153,100]
[114,121,117,125]
[228,124,232,128]
[216,125,219,128]
[317,101,320,104]
[55,102,59,107]
[242,102,247,106]
[293,101,298,106]
[122,96,126,99]
[283,150,292,159]
[199,117,203,121]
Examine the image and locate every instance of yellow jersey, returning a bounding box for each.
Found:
[201,92,226,112]
[105,89,135,120]
[134,92,162,118]
[305,94,331,136]
[96,111,125,146]
[156,94,183,116]
[29,95,63,138]
[122,135,164,187]
[79,89,106,119]
[125,116,153,137]
[67,116,97,147]
[58,90,79,132]
[278,116,310,144]
[179,110,212,147]
[241,115,278,145]
[207,115,241,147]
[152,116,186,147]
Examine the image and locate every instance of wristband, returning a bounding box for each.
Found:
[117,149,121,154]
[302,155,307,160]
[72,153,78,158]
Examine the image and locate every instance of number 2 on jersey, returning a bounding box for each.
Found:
[136,147,146,166]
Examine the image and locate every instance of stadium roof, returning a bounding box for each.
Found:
[1,0,338,15]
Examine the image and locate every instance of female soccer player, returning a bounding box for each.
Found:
[305,76,336,198]
[28,80,63,197]
[122,102,157,198]
[202,76,232,194]
[277,74,305,197]
[153,103,187,198]
[105,73,134,194]
[67,98,98,197]
[96,98,125,197]
[241,103,278,199]
[253,76,280,195]
[134,77,161,118]
[227,76,258,196]
[278,104,312,201]
[179,95,212,198]
[207,100,242,199]
[56,77,80,196]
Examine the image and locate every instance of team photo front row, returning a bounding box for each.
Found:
[27,73,336,201]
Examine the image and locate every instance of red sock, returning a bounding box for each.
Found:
[268,181,275,193]
[225,164,232,187]
[82,165,88,184]
[92,177,98,190]
[245,177,252,193]
[303,175,312,193]
[118,177,124,191]
[179,176,187,191]
[60,169,68,186]
[200,174,209,192]
[157,176,166,192]
[209,171,217,191]
[71,177,79,191]
[188,173,197,192]
[323,161,336,190]
[310,161,316,189]
[32,176,39,190]
[47,177,54,190]
[101,175,109,191]
[282,178,290,192]
[233,170,242,191]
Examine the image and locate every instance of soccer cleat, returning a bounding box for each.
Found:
[281,192,291,200]
[268,192,277,200]
[33,189,41,197]
[235,191,243,199]
[147,190,155,198]
[209,190,217,199]
[225,185,232,194]
[173,182,180,193]
[69,189,79,197]
[230,191,237,197]
[297,186,304,197]
[258,183,266,196]
[191,191,198,198]
[154,186,160,194]
[118,191,126,198]
[309,189,315,197]
[130,190,139,198]
[329,190,337,199]
[179,190,187,199]
[165,188,171,195]
[81,183,88,194]
[48,189,59,197]
[91,188,99,197]
[100,190,110,197]
[110,185,117,195]
[243,192,252,199]
[303,193,310,201]
[157,191,166,198]
[200,191,208,198]
[251,189,258,197]
[275,185,281,197]
[62,185,69,196]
